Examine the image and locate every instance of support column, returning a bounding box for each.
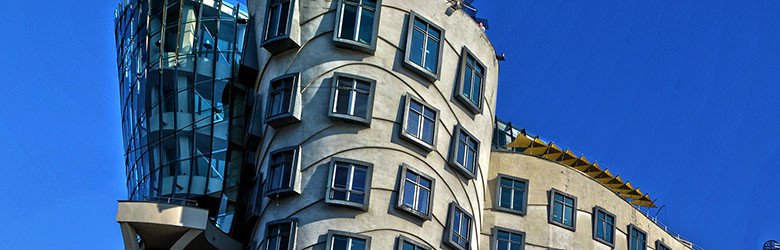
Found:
[119,223,140,250]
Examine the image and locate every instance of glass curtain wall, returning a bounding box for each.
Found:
[114,0,249,233]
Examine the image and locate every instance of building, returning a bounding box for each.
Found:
[113,0,699,249]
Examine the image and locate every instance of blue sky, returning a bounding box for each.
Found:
[0,0,776,249]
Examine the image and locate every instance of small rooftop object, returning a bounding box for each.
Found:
[765,240,780,250]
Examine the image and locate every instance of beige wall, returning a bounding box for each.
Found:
[249,0,498,249]
[484,152,691,250]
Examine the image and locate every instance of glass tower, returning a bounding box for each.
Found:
[114,0,251,233]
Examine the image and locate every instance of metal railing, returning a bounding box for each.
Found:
[145,196,199,207]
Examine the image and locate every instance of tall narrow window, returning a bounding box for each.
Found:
[593,207,615,247]
[656,241,672,250]
[327,231,371,250]
[326,158,373,210]
[456,47,486,113]
[334,0,381,53]
[401,95,439,151]
[265,219,297,250]
[495,175,528,215]
[403,12,444,81]
[262,0,299,54]
[492,228,525,250]
[265,146,300,197]
[548,189,577,230]
[628,225,647,250]
[397,236,430,250]
[449,125,479,178]
[266,74,301,128]
[446,203,473,250]
[397,164,434,219]
[329,73,376,125]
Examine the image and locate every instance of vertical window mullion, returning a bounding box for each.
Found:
[346,164,354,200]
[353,4,362,41]
[348,79,357,115]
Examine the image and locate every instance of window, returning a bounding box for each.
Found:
[656,241,672,250]
[396,236,430,250]
[333,0,381,53]
[265,219,297,250]
[593,207,615,247]
[397,164,434,219]
[262,0,299,54]
[329,73,376,125]
[266,73,301,128]
[403,12,444,81]
[326,158,373,210]
[265,146,301,197]
[491,227,525,250]
[495,175,528,215]
[456,47,486,113]
[628,225,647,250]
[327,230,371,250]
[449,125,480,178]
[446,203,473,250]
[548,189,577,230]
[400,94,439,151]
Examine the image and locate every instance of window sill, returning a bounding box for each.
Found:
[333,38,376,55]
[401,59,439,83]
[328,113,372,127]
[266,113,300,129]
[396,204,431,221]
[454,94,483,115]
[326,199,370,211]
[262,35,300,55]
[400,131,435,152]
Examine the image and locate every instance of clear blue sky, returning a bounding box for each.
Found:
[0,0,776,249]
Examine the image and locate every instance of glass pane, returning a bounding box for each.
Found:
[332,236,348,250]
[266,5,280,39]
[424,39,439,72]
[278,235,290,250]
[352,167,367,192]
[402,242,415,250]
[421,118,434,144]
[471,76,482,105]
[500,186,512,208]
[335,86,351,114]
[349,193,364,203]
[353,92,369,117]
[463,68,473,98]
[410,29,425,66]
[334,165,349,188]
[456,141,466,166]
[510,233,522,242]
[419,177,431,189]
[332,190,347,201]
[563,206,573,226]
[357,9,374,43]
[512,190,523,210]
[413,18,425,30]
[406,112,420,137]
[417,189,429,214]
[497,241,508,250]
[350,238,366,250]
[339,4,358,40]
[402,181,416,207]
[278,2,290,36]
[553,202,563,222]
[268,236,279,250]
[428,26,441,39]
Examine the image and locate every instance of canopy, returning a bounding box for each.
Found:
[570,155,590,169]
[591,169,613,181]
[620,187,644,199]
[602,175,624,189]
[522,137,549,155]
[542,142,563,161]
[558,150,577,166]
[506,134,534,148]
[630,194,658,208]
[613,180,633,193]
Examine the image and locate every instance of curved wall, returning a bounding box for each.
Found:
[247,0,499,249]
[485,152,691,250]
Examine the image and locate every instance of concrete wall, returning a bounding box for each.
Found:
[485,152,691,250]
[248,0,498,249]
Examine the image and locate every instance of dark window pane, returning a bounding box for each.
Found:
[424,39,439,72]
[353,92,369,117]
[403,181,416,207]
[334,165,349,188]
[339,4,358,40]
[266,5,280,39]
[332,236,348,250]
[278,2,290,36]
[350,238,366,250]
[352,167,367,192]
[421,118,434,144]
[410,29,425,66]
[406,112,420,137]
[417,189,429,214]
[357,9,374,43]
[471,76,482,105]
[402,242,415,250]
[463,68,473,98]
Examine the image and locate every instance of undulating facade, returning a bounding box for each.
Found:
[114,0,699,249]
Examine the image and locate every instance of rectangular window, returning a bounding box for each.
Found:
[396,236,430,250]
[403,12,444,81]
[264,0,292,41]
[329,73,376,125]
[326,158,373,210]
[449,125,479,178]
[327,230,371,250]
[265,146,300,197]
[397,164,434,219]
[495,175,528,215]
[593,207,615,247]
[446,203,473,250]
[492,227,525,250]
[548,189,577,230]
[266,74,301,128]
[456,47,486,113]
[401,95,439,151]
[334,0,381,53]
[629,225,647,250]
[656,241,672,250]
[265,219,297,250]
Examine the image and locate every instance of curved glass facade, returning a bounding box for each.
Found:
[115,0,250,232]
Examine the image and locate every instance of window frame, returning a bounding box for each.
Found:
[627,224,648,250]
[402,12,445,82]
[655,240,672,250]
[396,235,431,250]
[326,230,372,250]
[490,227,525,250]
[547,188,578,231]
[445,202,474,250]
[326,157,374,210]
[455,47,487,114]
[400,94,440,151]
[261,0,299,54]
[494,174,529,216]
[332,0,383,54]
[328,72,377,126]
[264,146,302,197]
[592,206,616,247]
[265,73,302,128]
[448,125,480,179]
[396,163,435,220]
[264,218,298,250]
